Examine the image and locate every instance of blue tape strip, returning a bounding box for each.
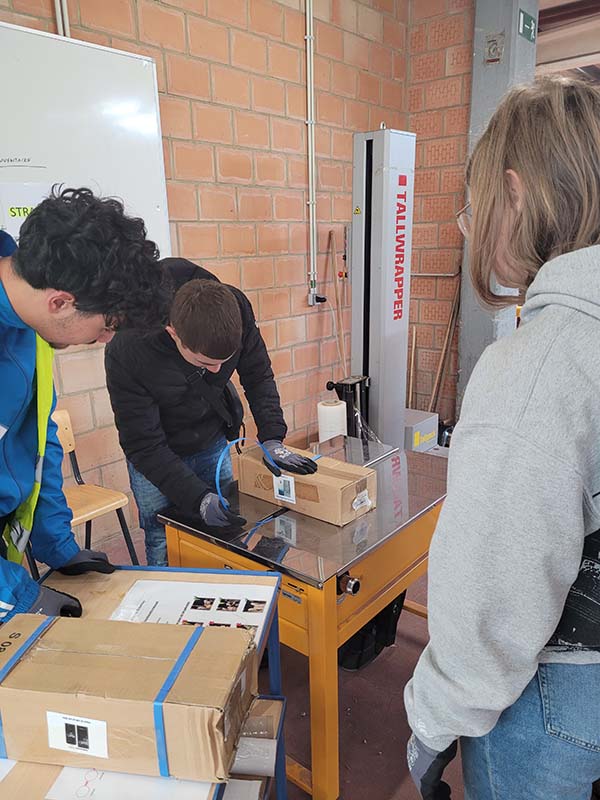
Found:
[215,438,283,510]
[153,626,204,777]
[0,717,6,759]
[312,453,322,461]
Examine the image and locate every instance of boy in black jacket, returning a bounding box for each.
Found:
[105,257,316,566]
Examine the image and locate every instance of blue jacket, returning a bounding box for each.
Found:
[0,279,79,620]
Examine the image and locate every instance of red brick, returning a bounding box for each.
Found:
[139,2,185,50]
[408,86,424,113]
[332,0,357,31]
[421,249,460,274]
[343,32,370,69]
[333,193,352,221]
[241,257,275,289]
[332,63,358,97]
[289,223,309,253]
[424,77,463,110]
[211,260,240,288]
[358,5,383,42]
[238,188,272,220]
[232,31,268,73]
[441,167,466,193]
[415,170,441,195]
[413,224,439,247]
[274,191,305,221]
[255,153,286,186]
[167,55,210,100]
[12,0,52,16]
[188,16,230,63]
[287,84,307,119]
[250,0,283,39]
[411,50,445,82]
[173,142,214,180]
[179,224,219,258]
[259,320,277,350]
[411,110,444,140]
[217,149,253,183]
[383,18,405,49]
[320,338,341,367]
[110,38,167,91]
[166,182,198,220]
[163,140,172,180]
[259,288,291,319]
[345,99,370,131]
[419,300,452,324]
[269,42,302,82]
[445,106,470,135]
[358,71,381,104]
[284,8,305,47]
[198,186,237,220]
[221,224,256,256]
[448,0,473,9]
[417,348,439,371]
[382,79,403,109]
[234,111,270,148]
[372,0,394,12]
[317,92,345,127]
[271,350,293,377]
[332,130,353,161]
[437,275,461,299]
[428,15,466,50]
[446,43,473,76]
[316,21,344,60]
[279,374,312,405]
[258,224,289,255]
[193,103,233,143]
[306,309,333,340]
[79,0,134,37]
[275,256,307,287]
[314,55,331,90]
[409,23,427,54]
[70,27,112,47]
[288,158,308,188]
[316,193,332,220]
[439,222,463,248]
[423,137,464,167]
[206,0,247,28]
[315,127,331,158]
[252,77,286,114]
[277,316,306,347]
[159,96,192,139]
[318,162,344,191]
[421,195,456,222]
[212,66,251,109]
[291,285,317,315]
[271,118,304,153]
[412,277,436,299]
[394,53,407,81]
[412,0,445,19]
[164,0,207,10]
[370,43,393,78]
[294,343,320,371]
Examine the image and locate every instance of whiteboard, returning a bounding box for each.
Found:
[0,22,170,255]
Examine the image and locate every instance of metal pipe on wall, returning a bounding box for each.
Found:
[54,0,64,36]
[305,0,319,305]
[60,0,71,37]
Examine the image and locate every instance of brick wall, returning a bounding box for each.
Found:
[408,0,473,422]
[0,0,414,545]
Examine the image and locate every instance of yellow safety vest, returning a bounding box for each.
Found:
[2,335,54,564]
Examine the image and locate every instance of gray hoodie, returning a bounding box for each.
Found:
[404,245,600,752]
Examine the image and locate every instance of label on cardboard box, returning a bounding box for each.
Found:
[352,490,371,512]
[47,711,108,759]
[273,474,296,504]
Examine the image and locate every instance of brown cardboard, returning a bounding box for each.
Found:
[0,614,257,782]
[238,445,377,526]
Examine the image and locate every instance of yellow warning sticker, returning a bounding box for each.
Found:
[353,206,361,215]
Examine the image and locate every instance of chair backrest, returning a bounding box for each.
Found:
[52,409,76,454]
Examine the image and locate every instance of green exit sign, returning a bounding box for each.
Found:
[519,9,537,42]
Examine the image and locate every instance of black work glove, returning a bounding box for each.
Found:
[199,492,247,528]
[58,549,116,576]
[408,734,457,799]
[28,586,82,617]
[262,440,318,476]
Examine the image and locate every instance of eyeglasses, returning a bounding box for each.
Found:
[456,201,472,238]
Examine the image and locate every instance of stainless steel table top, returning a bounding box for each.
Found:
[310,435,400,468]
[159,446,447,589]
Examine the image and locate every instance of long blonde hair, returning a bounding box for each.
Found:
[468,75,600,307]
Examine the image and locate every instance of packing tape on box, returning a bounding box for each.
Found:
[0,615,57,758]
[153,625,204,777]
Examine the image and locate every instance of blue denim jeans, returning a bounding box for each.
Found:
[127,438,233,567]
[461,663,600,800]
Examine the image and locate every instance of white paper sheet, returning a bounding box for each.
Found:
[45,767,214,800]
[110,580,275,645]
[0,759,15,783]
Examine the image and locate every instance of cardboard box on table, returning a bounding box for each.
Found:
[238,445,377,526]
[0,614,257,782]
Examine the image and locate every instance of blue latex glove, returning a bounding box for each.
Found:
[199,492,246,528]
[408,734,457,799]
[58,548,115,576]
[28,585,82,617]
[262,440,318,476]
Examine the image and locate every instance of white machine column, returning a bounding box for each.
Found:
[350,128,416,449]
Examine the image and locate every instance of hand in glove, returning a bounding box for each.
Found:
[408,734,457,800]
[58,549,116,576]
[199,492,246,529]
[28,586,82,617]
[262,440,318,476]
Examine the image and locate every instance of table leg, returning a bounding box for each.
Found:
[306,578,339,800]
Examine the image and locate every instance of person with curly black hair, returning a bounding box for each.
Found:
[0,186,164,622]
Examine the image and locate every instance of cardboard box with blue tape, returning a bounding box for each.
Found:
[0,614,257,782]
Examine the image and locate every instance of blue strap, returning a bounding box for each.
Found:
[0,615,55,759]
[215,438,280,510]
[153,626,204,777]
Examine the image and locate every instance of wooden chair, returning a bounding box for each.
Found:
[52,409,139,565]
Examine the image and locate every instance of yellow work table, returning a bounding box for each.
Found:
[160,438,447,800]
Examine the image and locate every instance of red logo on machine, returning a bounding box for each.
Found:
[394,174,408,321]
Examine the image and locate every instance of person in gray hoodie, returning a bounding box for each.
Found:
[405,75,600,799]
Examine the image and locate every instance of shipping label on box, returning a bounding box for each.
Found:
[0,615,257,783]
[238,446,377,526]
